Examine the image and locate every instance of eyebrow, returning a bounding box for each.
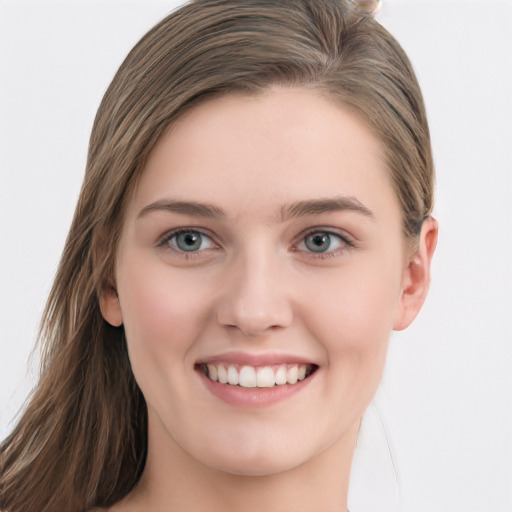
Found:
[137,196,374,222]
[138,200,227,219]
[279,197,374,222]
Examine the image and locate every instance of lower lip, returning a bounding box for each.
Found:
[197,369,316,408]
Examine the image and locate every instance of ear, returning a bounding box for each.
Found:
[99,284,124,327]
[393,217,438,331]
[92,228,124,327]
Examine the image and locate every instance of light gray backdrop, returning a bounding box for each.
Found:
[1,1,511,511]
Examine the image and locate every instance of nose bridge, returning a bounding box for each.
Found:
[217,239,293,336]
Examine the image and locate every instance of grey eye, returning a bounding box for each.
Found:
[160,228,217,256]
[176,231,203,252]
[304,232,333,253]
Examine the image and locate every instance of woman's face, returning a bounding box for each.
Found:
[103,87,413,476]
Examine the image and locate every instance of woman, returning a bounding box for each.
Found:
[0,1,437,511]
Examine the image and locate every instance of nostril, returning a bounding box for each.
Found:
[215,264,294,335]
[217,302,293,336]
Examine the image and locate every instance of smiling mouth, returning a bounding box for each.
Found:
[197,363,318,389]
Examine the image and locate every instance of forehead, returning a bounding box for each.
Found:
[127,87,399,223]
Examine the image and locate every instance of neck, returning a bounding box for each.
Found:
[115,418,360,512]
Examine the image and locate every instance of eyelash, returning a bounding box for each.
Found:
[294,228,355,260]
[157,228,219,259]
[157,227,355,260]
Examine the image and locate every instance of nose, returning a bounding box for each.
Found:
[216,248,293,337]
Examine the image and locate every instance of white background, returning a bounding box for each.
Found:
[1,1,511,511]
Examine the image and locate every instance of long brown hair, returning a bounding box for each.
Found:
[0,1,434,510]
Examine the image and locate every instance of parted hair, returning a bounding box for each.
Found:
[0,1,434,511]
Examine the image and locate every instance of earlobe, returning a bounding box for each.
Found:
[93,229,123,327]
[393,217,438,331]
[99,285,124,327]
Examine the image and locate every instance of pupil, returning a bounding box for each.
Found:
[306,233,330,252]
[177,232,201,251]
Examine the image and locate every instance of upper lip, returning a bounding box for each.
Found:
[196,351,317,367]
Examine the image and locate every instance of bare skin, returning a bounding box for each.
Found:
[101,87,437,512]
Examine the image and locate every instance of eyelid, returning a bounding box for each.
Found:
[157,227,219,253]
[156,225,355,261]
[293,227,355,255]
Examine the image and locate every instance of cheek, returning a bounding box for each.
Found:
[312,260,400,344]
[305,256,402,396]
[115,254,215,376]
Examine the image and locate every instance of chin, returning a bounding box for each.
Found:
[207,454,303,477]
[194,434,318,478]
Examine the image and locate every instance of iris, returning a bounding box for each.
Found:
[176,231,203,252]
[305,232,332,253]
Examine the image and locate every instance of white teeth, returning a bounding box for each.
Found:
[239,366,257,388]
[202,362,314,388]
[256,366,275,388]
[286,365,298,384]
[217,365,228,384]
[207,364,217,382]
[275,365,287,385]
[227,365,239,385]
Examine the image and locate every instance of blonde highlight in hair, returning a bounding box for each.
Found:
[1,1,434,510]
